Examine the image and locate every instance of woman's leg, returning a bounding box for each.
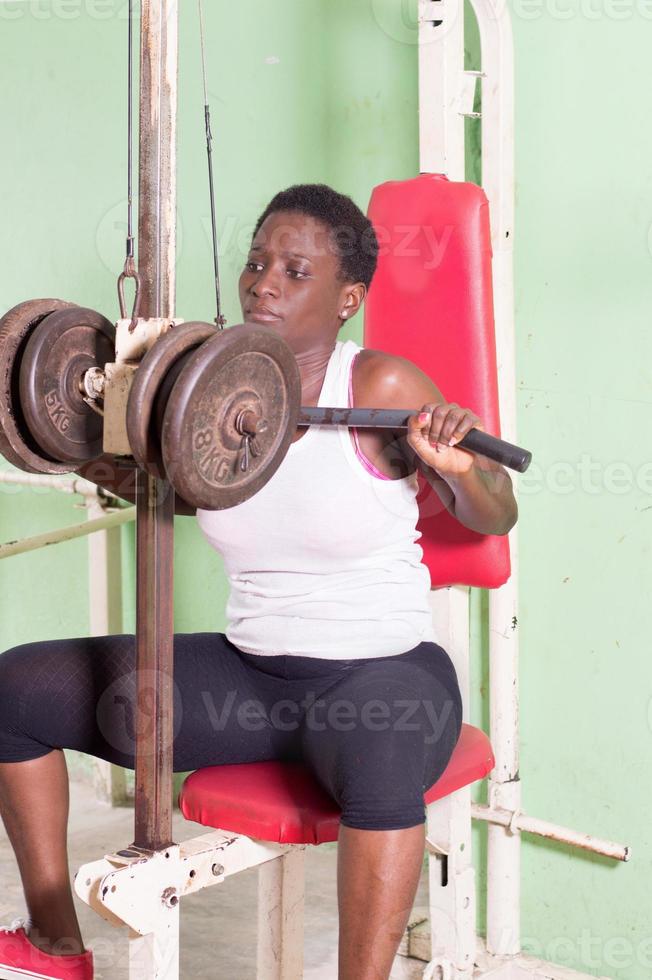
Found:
[0,750,83,955]
[0,633,293,956]
[298,647,463,980]
[337,823,426,980]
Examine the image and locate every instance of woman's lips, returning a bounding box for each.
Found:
[246,307,282,323]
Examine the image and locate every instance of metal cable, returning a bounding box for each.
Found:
[198,0,226,329]
[117,0,141,326]
[127,0,134,262]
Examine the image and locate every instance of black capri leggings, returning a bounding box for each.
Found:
[0,633,463,831]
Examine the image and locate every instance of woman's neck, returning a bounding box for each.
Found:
[295,342,337,404]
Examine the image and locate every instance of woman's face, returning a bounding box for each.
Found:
[238,210,364,355]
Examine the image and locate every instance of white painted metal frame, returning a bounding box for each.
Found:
[0,471,133,805]
[75,831,308,980]
[414,0,629,978]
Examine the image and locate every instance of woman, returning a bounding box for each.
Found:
[0,184,517,980]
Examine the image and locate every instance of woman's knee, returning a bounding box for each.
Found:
[0,635,137,765]
[300,663,461,830]
[0,642,45,711]
[0,643,53,761]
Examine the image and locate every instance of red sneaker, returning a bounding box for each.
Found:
[0,919,93,979]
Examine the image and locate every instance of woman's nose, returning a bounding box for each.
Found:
[251,269,280,298]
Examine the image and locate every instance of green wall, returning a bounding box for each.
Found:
[0,2,649,977]
[511,0,651,974]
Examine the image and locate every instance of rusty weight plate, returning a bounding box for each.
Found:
[161,322,301,510]
[19,306,115,464]
[126,321,218,478]
[0,298,80,473]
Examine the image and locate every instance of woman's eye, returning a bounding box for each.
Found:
[244,261,307,279]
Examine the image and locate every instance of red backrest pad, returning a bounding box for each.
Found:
[365,174,511,588]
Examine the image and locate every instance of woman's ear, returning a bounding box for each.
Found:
[339,282,366,322]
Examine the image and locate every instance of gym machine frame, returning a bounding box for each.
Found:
[73,4,312,978]
[0,471,133,804]
[62,3,630,980]
[409,1,630,979]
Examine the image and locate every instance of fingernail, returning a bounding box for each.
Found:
[418,412,431,423]
[448,438,458,446]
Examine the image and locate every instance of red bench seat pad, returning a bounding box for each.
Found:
[179,723,494,845]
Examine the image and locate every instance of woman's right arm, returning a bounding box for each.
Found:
[74,455,197,517]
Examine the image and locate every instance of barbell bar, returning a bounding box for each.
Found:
[297,407,531,473]
[0,308,533,511]
[156,323,532,510]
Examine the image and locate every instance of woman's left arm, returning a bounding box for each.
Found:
[366,353,518,536]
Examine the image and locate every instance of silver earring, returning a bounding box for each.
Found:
[341,311,348,319]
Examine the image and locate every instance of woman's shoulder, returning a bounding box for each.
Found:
[352,347,442,409]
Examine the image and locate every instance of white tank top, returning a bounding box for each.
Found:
[196,338,437,659]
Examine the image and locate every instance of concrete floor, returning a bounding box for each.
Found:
[0,777,431,979]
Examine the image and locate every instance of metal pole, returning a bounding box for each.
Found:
[0,471,101,497]
[133,0,178,852]
[471,804,630,863]
[0,508,136,560]
[87,495,130,806]
[418,0,465,178]
[470,0,520,955]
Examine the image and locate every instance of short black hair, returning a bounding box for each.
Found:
[253,183,379,290]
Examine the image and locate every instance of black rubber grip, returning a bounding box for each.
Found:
[455,428,531,473]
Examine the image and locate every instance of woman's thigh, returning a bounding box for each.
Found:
[298,646,463,831]
[0,633,297,771]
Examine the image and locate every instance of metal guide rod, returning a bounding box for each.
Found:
[0,507,135,561]
[133,0,178,852]
[198,0,225,328]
